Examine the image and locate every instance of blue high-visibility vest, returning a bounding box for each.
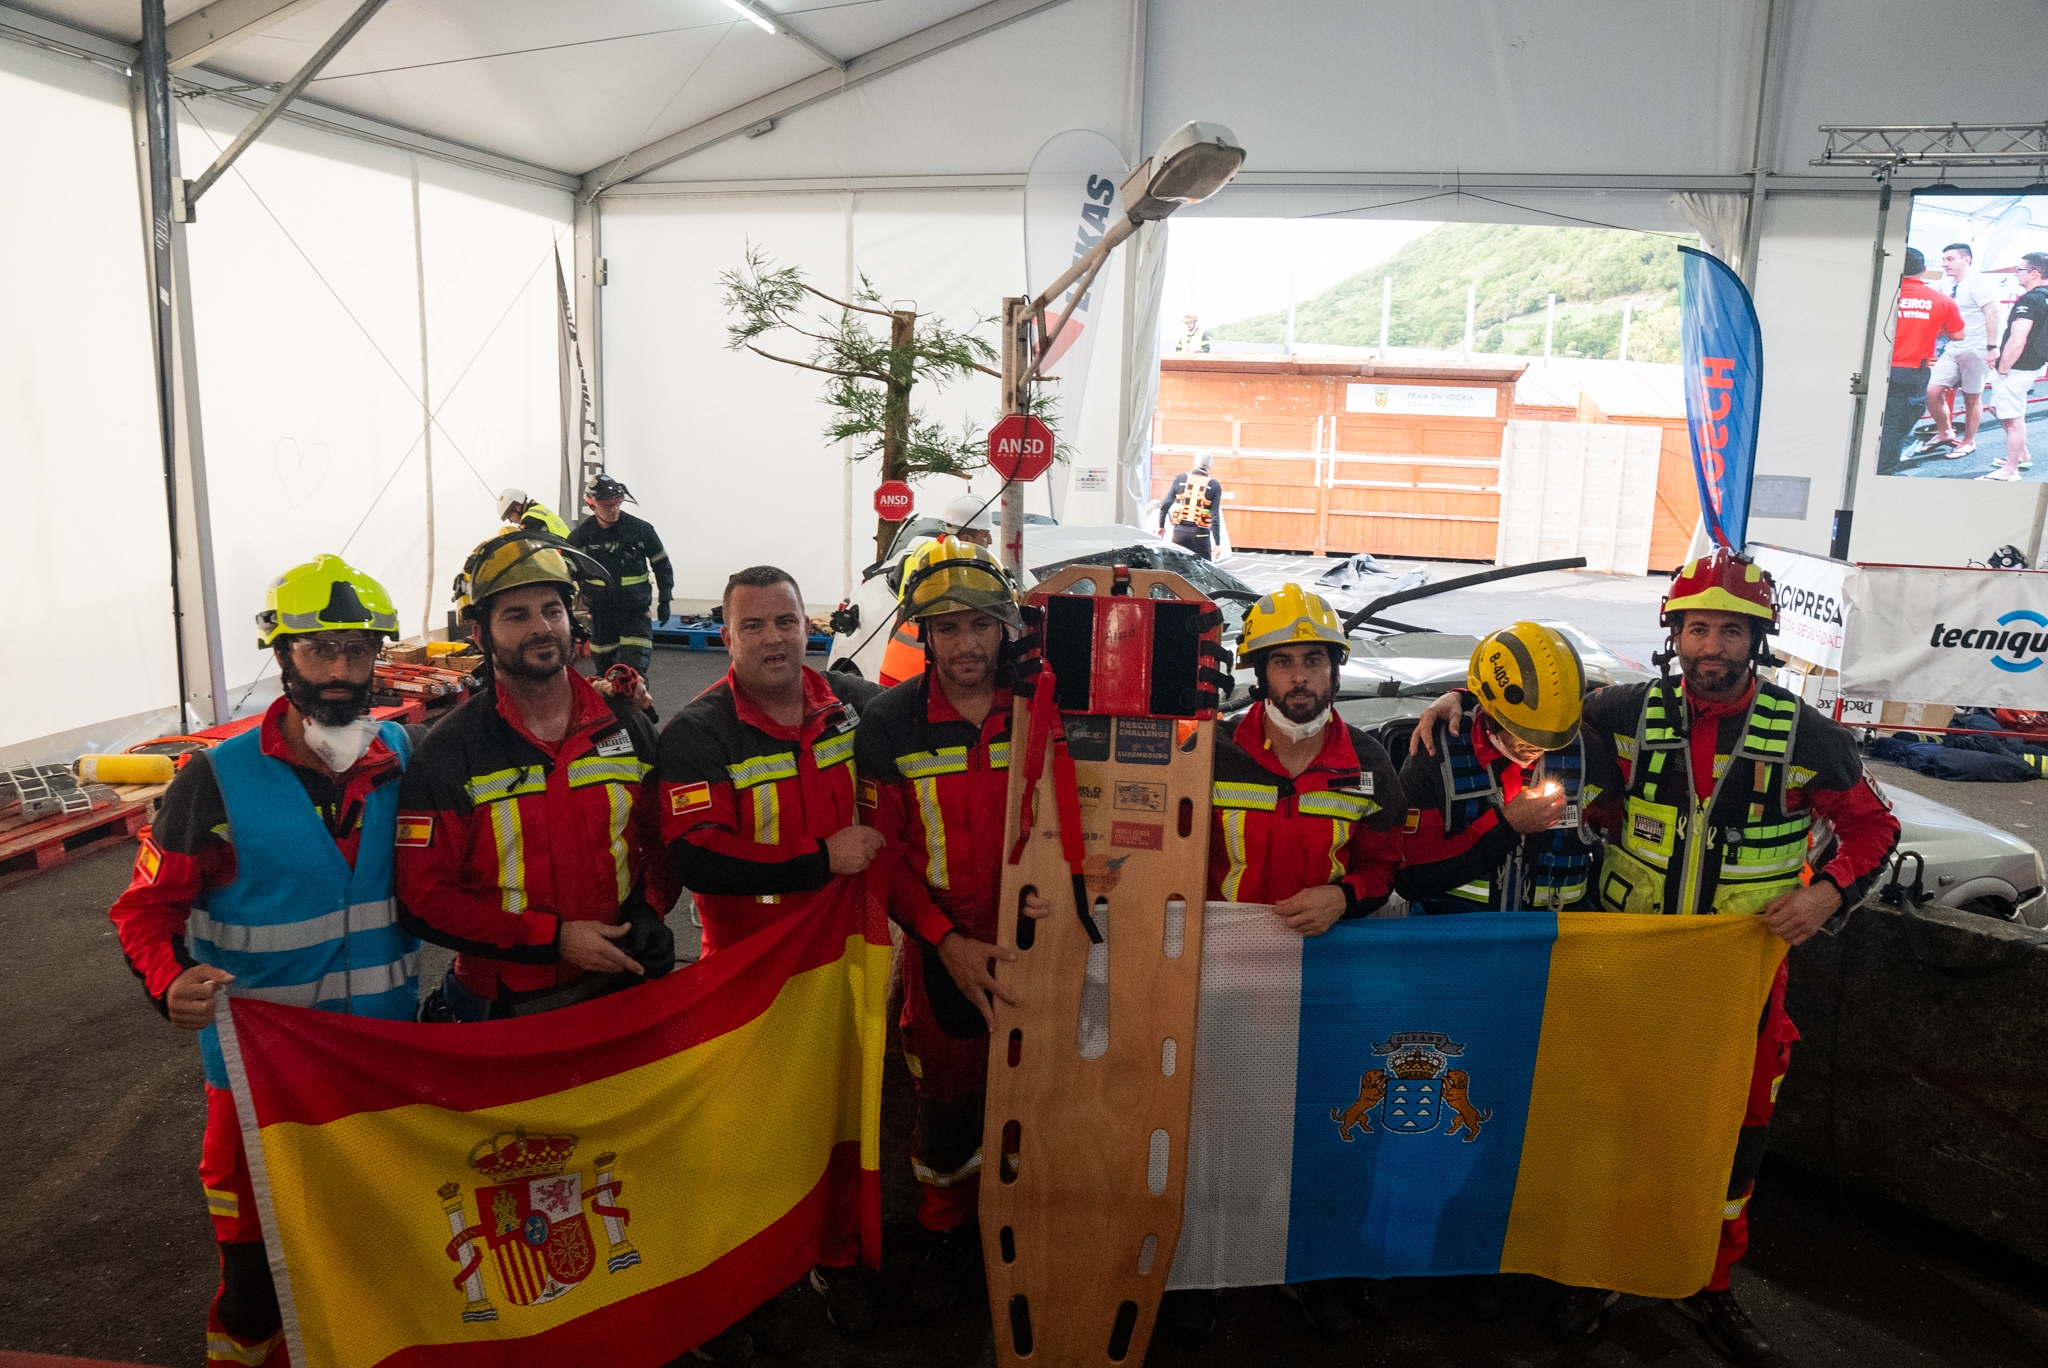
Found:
[188,722,418,1087]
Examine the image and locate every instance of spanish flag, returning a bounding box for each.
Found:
[1169,906,1786,1298]
[215,872,891,1367]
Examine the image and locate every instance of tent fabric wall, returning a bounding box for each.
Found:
[599,186,1126,609]
[173,93,570,704]
[0,39,176,759]
[0,34,569,757]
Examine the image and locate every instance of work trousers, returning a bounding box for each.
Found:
[1169,524,1214,561]
[1708,958,1798,1293]
[900,942,989,1234]
[201,1085,287,1365]
[587,594,654,674]
[1876,364,1931,476]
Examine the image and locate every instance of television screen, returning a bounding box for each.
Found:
[1876,186,2048,483]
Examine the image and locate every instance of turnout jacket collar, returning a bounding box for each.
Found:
[1228,701,1363,784]
[728,664,848,743]
[492,667,617,758]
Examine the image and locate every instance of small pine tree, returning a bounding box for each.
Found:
[722,247,1001,559]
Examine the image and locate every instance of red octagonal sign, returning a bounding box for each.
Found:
[873,480,914,520]
[987,413,1055,483]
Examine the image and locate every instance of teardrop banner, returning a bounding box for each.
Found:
[1025,129,1130,518]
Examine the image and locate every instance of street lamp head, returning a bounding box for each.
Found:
[1125,121,1245,222]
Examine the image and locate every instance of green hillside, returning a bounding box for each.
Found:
[1211,221,1689,363]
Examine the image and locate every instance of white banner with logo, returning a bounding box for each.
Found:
[1748,544,1849,672]
[1837,565,2048,709]
[1344,382,1499,417]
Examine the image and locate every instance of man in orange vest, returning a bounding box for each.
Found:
[1159,452,1224,560]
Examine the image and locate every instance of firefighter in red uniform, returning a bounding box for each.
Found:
[1414,548,1900,1359]
[396,530,678,1024]
[657,564,884,1351]
[1395,621,1588,917]
[1163,583,1406,1347]
[853,538,1053,1319]
[109,554,418,1367]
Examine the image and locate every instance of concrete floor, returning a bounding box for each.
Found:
[7,638,2045,1367]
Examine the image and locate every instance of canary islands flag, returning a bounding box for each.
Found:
[1168,904,1785,1298]
[215,874,891,1368]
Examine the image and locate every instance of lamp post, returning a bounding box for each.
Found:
[996,121,1246,573]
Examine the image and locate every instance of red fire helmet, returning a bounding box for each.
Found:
[1661,547,1778,632]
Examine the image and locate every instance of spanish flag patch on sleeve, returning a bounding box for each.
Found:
[135,836,162,885]
[395,813,435,848]
[1403,808,1421,834]
[668,781,712,816]
[856,778,879,811]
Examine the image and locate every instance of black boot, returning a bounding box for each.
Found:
[910,1221,984,1320]
[1549,1284,1619,1342]
[1676,1287,1774,1362]
[809,1263,880,1340]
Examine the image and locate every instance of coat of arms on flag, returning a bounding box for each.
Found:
[438,1130,638,1323]
[1330,1031,1491,1141]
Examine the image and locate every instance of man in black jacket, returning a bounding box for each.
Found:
[569,475,674,673]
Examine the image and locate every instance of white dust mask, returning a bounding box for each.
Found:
[303,716,379,772]
[1264,703,1331,744]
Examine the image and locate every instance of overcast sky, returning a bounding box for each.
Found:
[1159,217,1440,339]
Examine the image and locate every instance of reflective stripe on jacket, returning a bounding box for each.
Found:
[1597,679,1812,916]
[1206,702,1403,910]
[856,674,1013,947]
[190,719,417,1085]
[658,665,881,955]
[395,672,668,998]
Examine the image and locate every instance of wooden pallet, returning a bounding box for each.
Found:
[981,566,1217,1368]
[0,787,161,892]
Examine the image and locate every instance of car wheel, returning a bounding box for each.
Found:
[1956,896,2019,923]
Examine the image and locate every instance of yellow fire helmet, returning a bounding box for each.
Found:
[896,536,1023,634]
[1239,583,1350,665]
[1466,621,1585,751]
[452,530,609,620]
[255,554,400,648]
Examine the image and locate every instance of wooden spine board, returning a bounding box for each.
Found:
[980,566,1215,1368]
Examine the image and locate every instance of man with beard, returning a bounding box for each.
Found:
[853,538,1053,1319]
[658,564,883,1356]
[1395,621,1593,918]
[1160,583,1405,1348]
[1410,549,1899,1360]
[109,555,420,1366]
[396,531,674,1024]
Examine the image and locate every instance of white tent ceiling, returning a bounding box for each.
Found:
[22,0,2047,194]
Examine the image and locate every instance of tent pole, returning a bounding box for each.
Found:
[136,0,226,726]
[1830,162,1894,561]
[410,158,435,639]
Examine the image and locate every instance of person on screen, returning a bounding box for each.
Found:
[1924,243,2007,459]
[1981,252,2048,482]
[1875,247,1963,476]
